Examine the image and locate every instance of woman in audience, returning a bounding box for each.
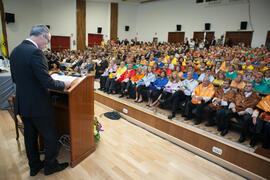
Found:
[263,69,270,85]
[151,71,181,112]
[147,71,169,107]
[134,66,156,103]
[153,62,161,75]
[211,61,222,77]
[99,60,117,91]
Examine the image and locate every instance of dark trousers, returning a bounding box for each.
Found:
[206,107,231,130]
[225,110,252,138]
[150,89,163,102]
[100,76,108,89]
[167,91,189,115]
[263,122,270,149]
[105,78,118,91]
[120,81,132,94]
[183,100,208,120]
[137,85,149,99]
[21,115,58,169]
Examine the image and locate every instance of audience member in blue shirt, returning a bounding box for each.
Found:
[182,66,199,80]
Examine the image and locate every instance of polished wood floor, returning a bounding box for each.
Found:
[0,102,244,180]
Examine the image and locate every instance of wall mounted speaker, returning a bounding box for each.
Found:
[97,27,102,34]
[240,21,247,30]
[46,25,50,29]
[5,13,15,24]
[205,23,211,30]
[176,24,182,31]
[125,26,129,31]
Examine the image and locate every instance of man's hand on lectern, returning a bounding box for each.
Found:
[64,81,71,89]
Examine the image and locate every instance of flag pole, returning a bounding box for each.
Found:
[0,0,9,58]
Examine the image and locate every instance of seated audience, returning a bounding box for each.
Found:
[118,63,136,98]
[220,82,260,142]
[134,66,156,103]
[252,74,270,94]
[205,79,235,130]
[166,71,199,119]
[225,65,237,79]
[147,71,169,106]
[249,95,270,147]
[198,68,215,82]
[183,77,215,125]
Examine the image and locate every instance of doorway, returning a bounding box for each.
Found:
[168,32,185,44]
[88,33,103,47]
[51,36,70,51]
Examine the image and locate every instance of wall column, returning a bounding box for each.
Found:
[76,0,86,50]
[110,3,118,41]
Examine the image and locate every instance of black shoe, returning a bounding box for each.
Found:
[119,94,124,98]
[30,161,44,176]
[98,88,102,91]
[194,120,201,125]
[107,90,112,94]
[217,127,222,132]
[205,122,215,127]
[250,138,256,147]
[44,162,69,176]
[221,129,228,136]
[184,117,192,121]
[168,114,175,120]
[238,136,246,143]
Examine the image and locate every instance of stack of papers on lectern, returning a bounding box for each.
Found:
[51,73,77,83]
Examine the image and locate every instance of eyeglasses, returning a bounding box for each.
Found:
[44,34,50,43]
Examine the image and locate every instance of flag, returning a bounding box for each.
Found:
[1,33,8,57]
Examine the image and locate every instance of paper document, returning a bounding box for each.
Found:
[51,73,77,82]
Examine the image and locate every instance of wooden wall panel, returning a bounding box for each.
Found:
[76,0,86,50]
[225,31,253,47]
[94,92,270,179]
[168,32,185,44]
[265,31,270,47]
[110,3,118,41]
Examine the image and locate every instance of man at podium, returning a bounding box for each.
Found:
[10,25,71,176]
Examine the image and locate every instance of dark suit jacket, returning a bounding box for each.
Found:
[10,40,65,117]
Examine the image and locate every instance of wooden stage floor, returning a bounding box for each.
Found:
[0,102,245,179]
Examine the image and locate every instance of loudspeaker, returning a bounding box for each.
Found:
[97,27,102,34]
[125,26,129,31]
[5,13,15,24]
[46,25,50,29]
[176,24,182,31]
[205,23,211,30]
[240,21,247,30]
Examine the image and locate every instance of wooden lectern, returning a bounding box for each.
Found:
[49,74,95,167]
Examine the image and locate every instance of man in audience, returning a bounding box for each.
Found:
[205,79,235,130]
[183,77,215,125]
[198,67,215,82]
[167,72,199,119]
[252,74,270,94]
[249,95,270,147]
[221,82,260,142]
[118,64,136,98]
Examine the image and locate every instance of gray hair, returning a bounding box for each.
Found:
[29,25,50,36]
